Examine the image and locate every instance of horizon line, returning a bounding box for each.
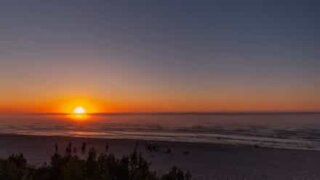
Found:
[1,111,320,116]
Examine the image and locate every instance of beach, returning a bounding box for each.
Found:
[0,134,320,180]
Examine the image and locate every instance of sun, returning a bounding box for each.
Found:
[61,100,101,120]
[73,106,87,115]
[73,106,86,115]
[70,106,89,121]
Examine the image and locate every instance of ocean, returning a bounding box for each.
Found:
[1,113,320,150]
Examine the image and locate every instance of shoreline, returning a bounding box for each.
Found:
[0,132,318,152]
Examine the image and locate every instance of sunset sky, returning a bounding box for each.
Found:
[0,0,319,113]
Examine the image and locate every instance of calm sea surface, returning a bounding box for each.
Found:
[0,113,320,150]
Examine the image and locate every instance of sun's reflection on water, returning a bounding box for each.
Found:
[68,113,90,121]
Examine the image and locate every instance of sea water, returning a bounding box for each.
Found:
[0,113,320,150]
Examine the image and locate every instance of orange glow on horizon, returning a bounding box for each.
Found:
[57,98,101,114]
[0,93,320,114]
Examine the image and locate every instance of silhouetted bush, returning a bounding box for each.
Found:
[161,167,192,180]
[0,145,192,180]
[0,154,32,180]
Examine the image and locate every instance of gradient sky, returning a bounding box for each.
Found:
[0,0,319,113]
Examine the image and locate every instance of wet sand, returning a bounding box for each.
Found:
[0,134,320,180]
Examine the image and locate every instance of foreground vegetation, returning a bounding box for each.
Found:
[0,144,192,180]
